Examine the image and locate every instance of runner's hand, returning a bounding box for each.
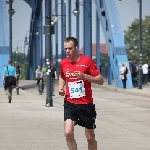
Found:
[74,71,85,79]
[59,88,65,96]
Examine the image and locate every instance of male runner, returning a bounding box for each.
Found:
[58,37,104,150]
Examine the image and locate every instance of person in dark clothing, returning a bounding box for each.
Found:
[16,65,21,82]
[51,65,57,96]
[131,60,138,87]
[3,61,17,103]
[15,65,21,94]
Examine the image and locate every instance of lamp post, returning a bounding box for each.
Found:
[6,0,15,61]
[72,1,92,58]
[24,36,29,46]
[24,30,29,45]
[51,2,66,81]
[15,47,24,63]
[44,0,54,107]
[15,40,28,80]
[138,0,142,89]
[51,14,66,77]
[52,3,66,60]
[16,39,28,59]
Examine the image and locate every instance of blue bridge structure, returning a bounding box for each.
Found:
[0,0,133,88]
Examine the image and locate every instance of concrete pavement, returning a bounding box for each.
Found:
[19,79,150,97]
[0,79,150,150]
[92,78,150,97]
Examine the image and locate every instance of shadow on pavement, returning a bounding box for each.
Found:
[20,83,37,90]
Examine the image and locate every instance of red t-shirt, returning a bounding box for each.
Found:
[60,54,100,104]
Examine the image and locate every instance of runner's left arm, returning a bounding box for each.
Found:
[84,74,104,85]
[74,59,104,85]
[87,59,104,85]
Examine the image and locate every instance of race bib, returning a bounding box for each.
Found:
[68,80,85,99]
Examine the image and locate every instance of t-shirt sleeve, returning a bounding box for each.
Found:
[88,59,100,77]
[59,61,65,78]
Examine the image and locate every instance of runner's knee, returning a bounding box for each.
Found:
[86,136,95,143]
[85,130,95,143]
[64,129,73,138]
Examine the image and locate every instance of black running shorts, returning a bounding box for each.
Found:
[64,101,97,129]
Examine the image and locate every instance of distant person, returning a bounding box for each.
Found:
[131,60,138,78]
[51,64,57,96]
[3,61,17,103]
[119,63,127,89]
[16,65,21,81]
[42,64,47,77]
[14,65,21,93]
[35,66,44,93]
[142,62,149,85]
[131,60,138,86]
[42,64,47,90]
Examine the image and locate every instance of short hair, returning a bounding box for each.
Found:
[8,60,12,64]
[16,66,19,69]
[64,37,78,47]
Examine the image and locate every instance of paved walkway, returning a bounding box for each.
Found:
[19,79,150,97]
[0,79,150,150]
[92,78,150,97]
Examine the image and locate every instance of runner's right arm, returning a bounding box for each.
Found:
[58,76,65,96]
[59,76,65,89]
[58,62,65,96]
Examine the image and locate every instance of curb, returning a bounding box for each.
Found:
[92,83,150,97]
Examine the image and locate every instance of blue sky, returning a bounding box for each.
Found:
[7,0,150,55]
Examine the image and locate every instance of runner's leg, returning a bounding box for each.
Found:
[64,119,78,150]
[85,128,97,150]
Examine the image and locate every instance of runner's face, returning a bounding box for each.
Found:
[64,41,78,58]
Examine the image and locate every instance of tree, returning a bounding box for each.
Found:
[124,16,150,64]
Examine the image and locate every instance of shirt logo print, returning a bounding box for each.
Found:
[66,71,76,77]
